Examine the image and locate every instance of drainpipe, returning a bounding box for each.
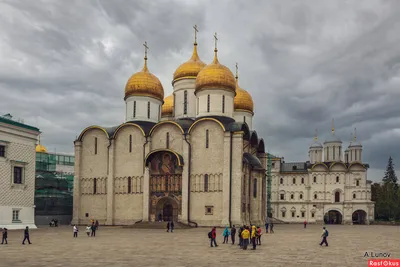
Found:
[142,136,149,173]
[184,134,197,227]
[229,132,233,228]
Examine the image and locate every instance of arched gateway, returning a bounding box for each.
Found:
[352,210,367,224]
[324,210,343,224]
[146,150,183,222]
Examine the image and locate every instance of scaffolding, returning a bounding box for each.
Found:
[267,152,272,218]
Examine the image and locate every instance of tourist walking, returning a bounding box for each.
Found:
[304,220,307,228]
[270,222,274,233]
[73,225,78,237]
[238,226,243,248]
[222,226,230,244]
[241,226,250,250]
[22,226,32,245]
[210,227,218,247]
[256,226,262,245]
[166,221,170,232]
[320,227,328,246]
[86,225,91,237]
[91,223,96,237]
[170,221,174,232]
[1,228,8,244]
[251,225,257,250]
[230,225,236,245]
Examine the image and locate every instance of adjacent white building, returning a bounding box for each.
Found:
[0,114,40,229]
[270,129,375,225]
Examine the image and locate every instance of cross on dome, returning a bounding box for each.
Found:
[193,25,198,44]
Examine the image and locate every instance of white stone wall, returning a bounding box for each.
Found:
[0,122,39,229]
[125,96,162,123]
[233,111,253,130]
[173,79,197,119]
[196,89,235,118]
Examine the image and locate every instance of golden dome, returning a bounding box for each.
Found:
[161,94,174,116]
[234,81,254,114]
[36,144,47,153]
[195,49,236,94]
[173,43,206,84]
[124,57,164,101]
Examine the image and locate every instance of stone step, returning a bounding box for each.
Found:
[124,221,192,229]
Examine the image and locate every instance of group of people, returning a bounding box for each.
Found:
[1,226,32,245]
[73,220,99,238]
[210,224,265,250]
[49,219,59,227]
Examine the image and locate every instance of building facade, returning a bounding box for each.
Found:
[270,129,375,224]
[72,31,267,227]
[0,114,40,229]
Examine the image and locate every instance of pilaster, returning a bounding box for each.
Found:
[106,139,115,225]
[142,166,150,222]
[72,141,82,225]
[221,132,231,226]
[181,137,189,223]
[231,131,243,226]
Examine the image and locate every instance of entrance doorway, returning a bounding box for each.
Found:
[163,203,173,221]
[324,210,343,224]
[352,210,367,224]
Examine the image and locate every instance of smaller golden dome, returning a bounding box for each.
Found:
[234,81,254,114]
[161,94,174,117]
[173,43,206,84]
[195,49,236,94]
[36,144,47,153]
[124,56,164,101]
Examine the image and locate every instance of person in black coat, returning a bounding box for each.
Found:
[1,228,8,244]
[170,221,174,232]
[22,226,32,245]
[230,225,236,245]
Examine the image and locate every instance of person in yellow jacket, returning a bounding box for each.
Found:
[251,225,257,250]
[241,226,250,250]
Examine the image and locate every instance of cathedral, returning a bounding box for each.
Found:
[72,28,267,227]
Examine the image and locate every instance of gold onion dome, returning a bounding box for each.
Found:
[161,94,174,116]
[234,82,254,114]
[173,43,206,84]
[124,44,164,102]
[36,144,47,153]
[195,49,236,94]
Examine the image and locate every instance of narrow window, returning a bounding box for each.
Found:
[129,135,132,153]
[291,212,295,217]
[339,146,341,158]
[147,102,150,119]
[335,191,340,202]
[184,90,188,115]
[207,95,210,112]
[94,137,98,155]
[290,194,294,199]
[326,147,329,161]
[133,101,136,118]
[206,129,209,148]
[350,151,353,161]
[280,193,284,200]
[345,154,348,163]
[243,176,246,195]
[244,116,246,123]
[293,178,296,184]
[128,177,132,193]
[280,178,283,184]
[272,163,275,168]
[336,176,339,183]
[13,167,23,184]
[356,180,359,186]
[253,179,257,198]
[355,150,358,161]
[93,178,97,194]
[282,211,286,217]
[353,193,356,199]
[0,145,5,157]
[166,132,170,149]
[333,146,335,160]
[313,176,316,183]
[301,212,305,218]
[158,105,161,120]
[197,98,199,114]
[301,177,304,184]
[311,213,315,218]
[314,194,317,199]
[204,174,209,192]
[222,95,225,113]
[300,194,303,199]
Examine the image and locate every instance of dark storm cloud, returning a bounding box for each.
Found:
[0,0,399,181]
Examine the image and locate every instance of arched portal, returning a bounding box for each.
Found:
[147,150,183,222]
[324,210,343,224]
[352,210,367,224]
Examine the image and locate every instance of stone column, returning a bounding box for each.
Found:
[231,131,243,226]
[142,166,150,222]
[221,132,231,226]
[106,139,115,225]
[72,141,82,225]
[180,137,189,223]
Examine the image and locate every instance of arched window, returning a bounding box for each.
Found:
[93,178,97,194]
[207,95,210,112]
[336,176,339,183]
[204,174,209,192]
[356,180,360,186]
[183,90,188,115]
[129,135,132,153]
[147,102,150,119]
[133,101,136,118]
[314,194,317,199]
[301,177,304,184]
[128,177,132,194]
[253,179,257,198]
[290,194,294,199]
[335,191,340,202]
[94,137,98,155]
[353,193,356,199]
[280,178,283,184]
[300,194,303,199]
[166,132,170,149]
[206,129,209,148]
[313,176,316,183]
[222,95,225,113]
[292,178,296,184]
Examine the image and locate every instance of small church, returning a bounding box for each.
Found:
[72,27,267,227]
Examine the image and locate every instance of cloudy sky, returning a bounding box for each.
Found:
[1,0,400,181]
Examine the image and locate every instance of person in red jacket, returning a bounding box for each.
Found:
[210,227,218,247]
[304,220,307,228]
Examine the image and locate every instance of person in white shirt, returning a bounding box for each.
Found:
[320,227,328,246]
[86,225,91,237]
[73,225,78,238]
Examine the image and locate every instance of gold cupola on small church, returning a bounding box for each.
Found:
[234,66,254,114]
[161,94,174,117]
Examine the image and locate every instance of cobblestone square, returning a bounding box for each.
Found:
[1,224,399,267]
